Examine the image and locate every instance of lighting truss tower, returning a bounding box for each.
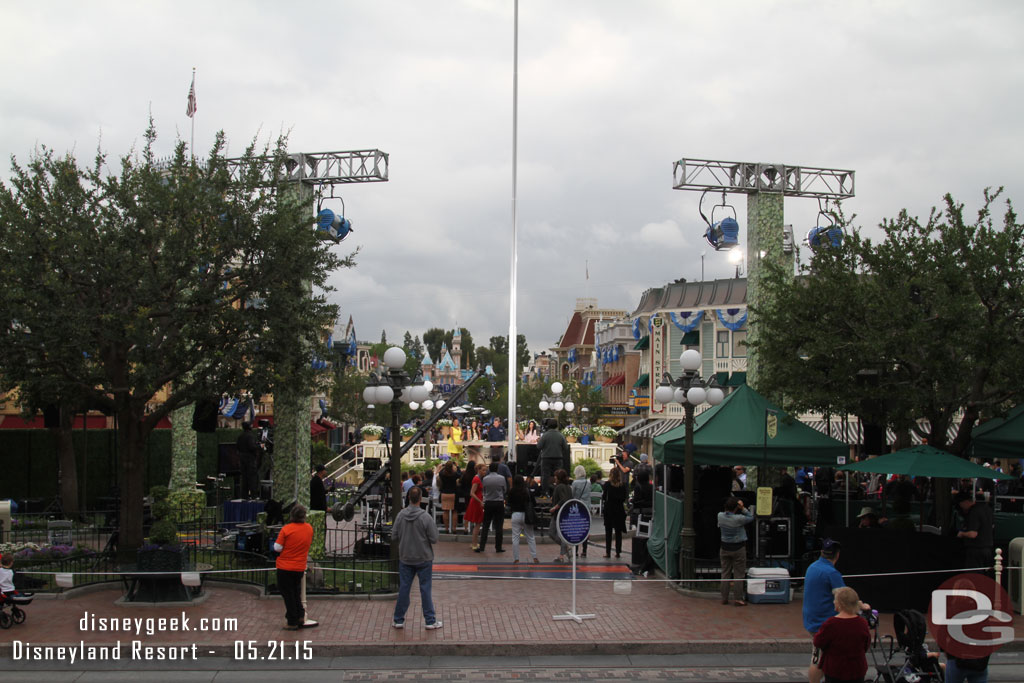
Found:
[170,148,388,508]
[672,158,854,390]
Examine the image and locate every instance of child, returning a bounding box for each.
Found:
[812,586,871,683]
[0,554,17,598]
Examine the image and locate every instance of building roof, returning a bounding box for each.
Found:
[632,278,747,316]
[557,311,584,348]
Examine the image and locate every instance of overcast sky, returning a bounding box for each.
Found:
[3,1,1022,356]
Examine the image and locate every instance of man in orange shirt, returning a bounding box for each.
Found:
[274,504,313,630]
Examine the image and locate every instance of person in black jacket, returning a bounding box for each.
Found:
[236,421,263,499]
[309,464,328,511]
[602,467,628,558]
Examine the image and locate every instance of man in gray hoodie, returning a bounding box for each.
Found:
[392,486,442,629]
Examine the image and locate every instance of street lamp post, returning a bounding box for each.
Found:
[361,346,432,521]
[653,349,725,583]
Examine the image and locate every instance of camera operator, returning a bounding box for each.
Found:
[236,421,264,499]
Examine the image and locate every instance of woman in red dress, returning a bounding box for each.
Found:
[465,462,487,550]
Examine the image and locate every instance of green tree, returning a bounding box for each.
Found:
[422,327,474,369]
[749,191,1024,524]
[0,126,347,558]
[402,331,415,357]
[380,329,387,344]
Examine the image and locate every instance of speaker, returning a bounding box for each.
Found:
[863,423,885,455]
[218,443,241,475]
[363,457,381,472]
[192,398,219,433]
[756,517,791,558]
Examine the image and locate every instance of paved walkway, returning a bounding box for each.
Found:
[3,535,1024,663]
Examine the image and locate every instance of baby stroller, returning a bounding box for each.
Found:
[0,591,33,629]
[869,609,944,682]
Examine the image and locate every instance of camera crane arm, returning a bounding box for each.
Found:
[333,367,487,522]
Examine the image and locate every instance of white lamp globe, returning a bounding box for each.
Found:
[375,384,394,404]
[410,384,429,403]
[687,386,707,405]
[565,401,575,412]
[680,349,702,372]
[553,401,564,412]
[422,381,433,393]
[409,401,420,411]
[707,386,725,405]
[539,400,549,411]
[654,384,674,404]
[383,346,406,369]
[674,387,688,404]
[362,386,377,404]
[422,399,434,411]
[551,382,563,395]
[367,404,375,410]
[436,399,445,408]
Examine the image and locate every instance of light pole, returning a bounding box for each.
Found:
[653,349,725,583]
[361,346,432,521]
[538,381,575,417]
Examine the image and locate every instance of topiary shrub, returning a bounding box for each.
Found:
[148,519,179,547]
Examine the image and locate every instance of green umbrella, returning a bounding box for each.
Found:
[838,444,1013,480]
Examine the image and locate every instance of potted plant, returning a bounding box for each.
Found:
[591,425,618,443]
[138,486,187,571]
[400,425,417,441]
[436,418,452,436]
[360,424,384,442]
[562,425,583,443]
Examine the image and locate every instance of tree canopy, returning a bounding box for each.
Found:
[0,125,348,555]
[749,190,1024,453]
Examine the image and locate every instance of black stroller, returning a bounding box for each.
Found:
[869,609,944,682]
[0,591,33,629]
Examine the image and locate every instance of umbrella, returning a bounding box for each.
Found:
[838,445,1013,480]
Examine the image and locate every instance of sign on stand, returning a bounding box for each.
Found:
[552,499,596,623]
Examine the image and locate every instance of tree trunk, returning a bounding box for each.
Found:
[116,412,148,565]
[53,405,80,519]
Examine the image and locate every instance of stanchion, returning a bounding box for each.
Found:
[551,499,595,623]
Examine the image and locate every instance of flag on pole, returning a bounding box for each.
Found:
[186,74,197,118]
[585,260,589,281]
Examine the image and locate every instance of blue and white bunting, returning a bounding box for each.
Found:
[669,311,704,333]
[716,308,748,331]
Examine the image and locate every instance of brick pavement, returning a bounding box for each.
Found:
[3,537,1024,659]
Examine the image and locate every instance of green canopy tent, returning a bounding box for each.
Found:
[968,404,1024,462]
[838,444,1013,480]
[647,384,849,577]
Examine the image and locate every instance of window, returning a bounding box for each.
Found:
[732,330,747,358]
[717,330,730,358]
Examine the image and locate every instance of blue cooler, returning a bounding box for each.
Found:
[746,567,791,604]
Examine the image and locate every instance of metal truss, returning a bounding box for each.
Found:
[225,149,389,188]
[673,158,854,199]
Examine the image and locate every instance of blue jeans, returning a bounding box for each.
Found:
[945,659,988,683]
[393,561,436,625]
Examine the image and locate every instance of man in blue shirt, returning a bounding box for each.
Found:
[802,539,869,683]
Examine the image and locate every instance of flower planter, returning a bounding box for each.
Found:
[362,434,380,442]
[440,426,451,437]
[566,437,578,444]
[595,436,613,443]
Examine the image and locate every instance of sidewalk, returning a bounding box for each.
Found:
[3,534,1024,659]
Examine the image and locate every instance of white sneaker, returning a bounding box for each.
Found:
[425,620,443,630]
[392,621,404,629]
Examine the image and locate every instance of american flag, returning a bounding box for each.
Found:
[186,75,197,118]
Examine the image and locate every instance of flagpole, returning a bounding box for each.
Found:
[190,68,196,159]
[507,0,519,467]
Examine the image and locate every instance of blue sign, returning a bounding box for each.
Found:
[556,499,591,546]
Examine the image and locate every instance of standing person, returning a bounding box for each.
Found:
[549,469,573,563]
[438,460,460,534]
[508,475,539,564]
[486,416,506,465]
[812,586,871,683]
[571,465,592,558]
[536,418,570,494]
[235,421,263,499]
[447,417,464,460]
[391,486,442,630]
[613,448,632,492]
[466,463,487,550]
[955,491,995,572]
[273,504,313,631]
[521,420,540,443]
[803,539,871,683]
[309,464,328,512]
[718,496,754,606]
[457,460,478,532]
[477,462,509,553]
[602,467,628,559]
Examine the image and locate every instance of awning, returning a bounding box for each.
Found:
[634,418,684,439]
[715,371,729,386]
[727,372,746,386]
[310,420,328,436]
[633,373,650,389]
[602,374,625,387]
[633,336,649,350]
[681,331,699,345]
[618,418,656,436]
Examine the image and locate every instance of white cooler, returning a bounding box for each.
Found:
[746,567,791,604]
